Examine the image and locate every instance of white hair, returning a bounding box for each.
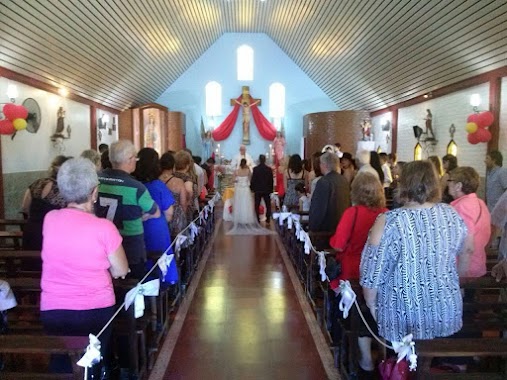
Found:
[109,140,136,165]
[57,158,98,204]
[356,150,371,165]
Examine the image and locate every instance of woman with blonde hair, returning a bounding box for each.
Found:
[173,150,198,221]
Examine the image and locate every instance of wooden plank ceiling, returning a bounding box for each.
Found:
[0,0,506,112]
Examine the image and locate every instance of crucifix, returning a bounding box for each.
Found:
[230,86,261,145]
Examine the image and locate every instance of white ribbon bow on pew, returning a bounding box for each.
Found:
[188,222,199,243]
[304,234,312,254]
[297,228,307,242]
[392,334,417,370]
[273,212,291,226]
[317,251,327,281]
[287,213,300,230]
[157,252,175,277]
[77,334,101,368]
[0,280,17,311]
[175,235,188,254]
[124,279,160,319]
[338,280,357,319]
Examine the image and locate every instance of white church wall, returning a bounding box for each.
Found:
[397,83,489,177]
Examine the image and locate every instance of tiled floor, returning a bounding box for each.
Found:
[161,222,331,379]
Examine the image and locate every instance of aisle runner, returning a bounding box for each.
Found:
[148,219,223,380]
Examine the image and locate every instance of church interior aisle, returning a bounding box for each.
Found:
[153,220,333,379]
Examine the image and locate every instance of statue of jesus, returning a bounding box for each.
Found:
[235,99,260,144]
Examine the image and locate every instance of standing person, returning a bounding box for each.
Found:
[40,158,128,376]
[133,148,175,258]
[226,159,273,236]
[378,153,392,188]
[360,161,467,343]
[295,183,310,217]
[98,143,109,154]
[160,152,188,238]
[81,149,102,171]
[96,140,160,279]
[231,145,254,170]
[442,154,458,203]
[250,154,274,225]
[340,152,356,185]
[328,173,388,372]
[309,152,350,234]
[173,150,198,222]
[21,155,71,250]
[369,151,384,184]
[356,150,379,182]
[485,150,507,212]
[309,152,324,197]
[284,154,309,210]
[448,167,490,277]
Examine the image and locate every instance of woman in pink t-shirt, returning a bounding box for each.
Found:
[40,158,128,374]
[448,166,491,277]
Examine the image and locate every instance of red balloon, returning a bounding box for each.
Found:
[2,104,28,120]
[467,113,480,124]
[0,120,16,135]
[475,128,492,143]
[477,111,494,128]
[467,132,480,145]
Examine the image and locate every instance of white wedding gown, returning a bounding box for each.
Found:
[226,175,274,235]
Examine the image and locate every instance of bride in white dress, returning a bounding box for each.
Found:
[226,159,274,235]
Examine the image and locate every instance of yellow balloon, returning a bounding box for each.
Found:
[465,122,478,134]
[13,118,27,130]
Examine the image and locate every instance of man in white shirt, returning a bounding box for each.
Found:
[379,152,393,188]
[231,145,254,170]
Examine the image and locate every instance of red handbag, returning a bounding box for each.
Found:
[378,357,410,380]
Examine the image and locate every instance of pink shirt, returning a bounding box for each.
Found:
[451,193,491,277]
[41,208,122,311]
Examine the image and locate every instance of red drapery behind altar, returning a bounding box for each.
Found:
[211,95,277,141]
[250,97,277,141]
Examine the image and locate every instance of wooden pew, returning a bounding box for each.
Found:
[415,338,507,379]
[0,230,23,250]
[0,250,41,278]
[0,335,88,379]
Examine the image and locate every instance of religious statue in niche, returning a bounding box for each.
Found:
[144,111,160,154]
[202,130,214,160]
[231,86,261,145]
[360,118,372,141]
[424,109,435,139]
[273,131,286,164]
[51,106,71,153]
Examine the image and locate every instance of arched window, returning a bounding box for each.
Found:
[237,45,254,81]
[269,82,285,120]
[205,81,222,117]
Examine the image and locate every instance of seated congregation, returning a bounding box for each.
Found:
[0,140,218,379]
[275,147,507,379]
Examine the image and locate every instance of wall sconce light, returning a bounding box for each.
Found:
[58,88,69,97]
[470,94,481,113]
[446,124,457,156]
[6,84,18,103]
[413,125,423,161]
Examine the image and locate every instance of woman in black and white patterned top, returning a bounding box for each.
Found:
[360,160,468,342]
